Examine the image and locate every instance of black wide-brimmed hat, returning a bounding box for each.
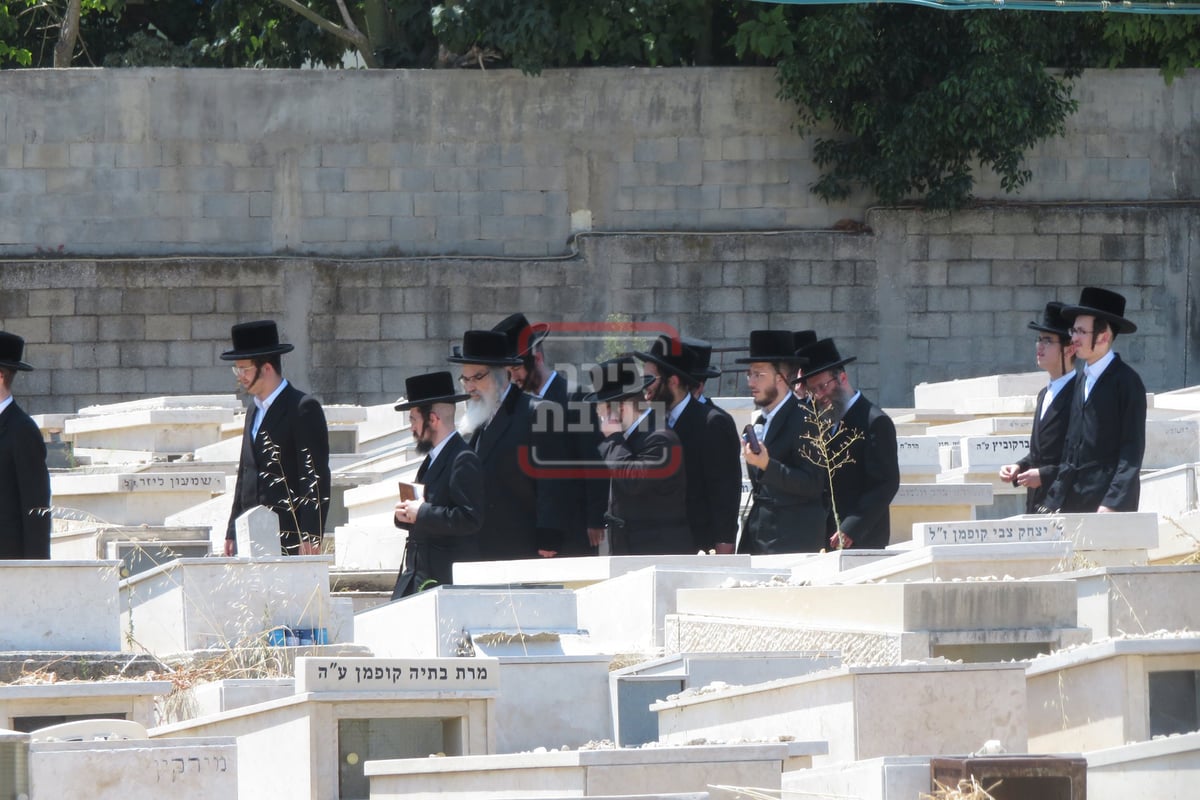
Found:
[1061,287,1137,334]
[793,329,818,356]
[394,371,471,411]
[0,331,33,371]
[219,320,295,361]
[446,330,522,366]
[735,330,809,365]
[583,357,655,403]
[685,336,722,381]
[492,312,550,358]
[1028,301,1071,340]
[635,335,702,384]
[794,338,856,380]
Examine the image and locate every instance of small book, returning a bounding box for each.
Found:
[398,481,424,502]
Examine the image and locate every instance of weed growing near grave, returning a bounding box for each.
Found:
[921,776,1002,799]
[797,406,864,548]
[258,436,329,555]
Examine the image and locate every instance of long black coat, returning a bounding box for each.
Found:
[471,386,567,559]
[225,383,332,554]
[1015,377,1076,514]
[738,396,828,555]
[392,432,483,599]
[537,373,607,555]
[673,396,742,552]
[826,394,900,550]
[597,413,692,555]
[1044,355,1146,513]
[0,401,51,559]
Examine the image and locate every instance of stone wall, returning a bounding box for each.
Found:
[3,204,1195,414]
[0,68,1197,258]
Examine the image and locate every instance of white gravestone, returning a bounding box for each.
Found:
[235,505,283,558]
[959,436,1032,470]
[51,471,225,526]
[28,737,237,800]
[296,656,499,693]
[1144,419,1200,469]
[895,436,941,483]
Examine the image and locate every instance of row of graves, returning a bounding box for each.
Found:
[5,372,1200,798]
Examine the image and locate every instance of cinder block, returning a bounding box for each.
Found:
[233,168,272,193]
[433,167,479,192]
[380,313,426,340]
[633,187,674,212]
[299,217,347,243]
[347,217,390,242]
[202,193,250,218]
[324,192,369,218]
[1012,234,1058,260]
[166,340,215,367]
[502,191,547,216]
[908,312,951,338]
[114,143,163,168]
[1056,235,1101,260]
[180,167,234,193]
[335,314,381,341]
[702,161,748,185]
[454,142,501,167]
[657,160,702,187]
[120,340,169,368]
[480,215,523,241]
[390,216,436,241]
[321,144,368,167]
[23,144,68,168]
[458,191,503,218]
[969,286,1015,311]
[1101,234,1144,260]
[969,235,1015,260]
[249,192,272,217]
[144,314,193,340]
[413,192,460,217]
[366,142,414,166]
[168,290,216,314]
[927,287,970,312]
[946,261,991,286]
[27,289,75,317]
[145,366,194,394]
[51,369,99,395]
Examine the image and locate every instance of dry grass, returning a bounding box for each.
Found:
[920,776,1002,800]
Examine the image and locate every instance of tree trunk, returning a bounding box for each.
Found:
[53,0,82,67]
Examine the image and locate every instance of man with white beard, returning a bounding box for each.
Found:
[448,330,567,560]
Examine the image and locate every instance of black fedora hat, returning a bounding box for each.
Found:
[394,371,471,411]
[0,331,33,371]
[685,336,722,381]
[446,330,522,366]
[634,335,701,384]
[492,313,550,358]
[219,320,295,361]
[735,330,809,365]
[793,329,818,356]
[1061,287,1137,334]
[583,357,655,403]
[1028,301,1071,340]
[795,338,856,379]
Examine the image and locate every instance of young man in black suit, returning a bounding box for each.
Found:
[222,320,331,556]
[391,371,483,599]
[796,338,900,551]
[0,332,51,559]
[450,330,566,560]
[590,357,692,555]
[737,330,828,554]
[999,302,1078,513]
[637,335,741,554]
[1043,287,1146,513]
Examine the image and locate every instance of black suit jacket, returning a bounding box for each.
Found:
[827,394,900,550]
[0,401,51,559]
[1044,354,1146,513]
[672,396,742,552]
[597,412,692,555]
[535,373,607,555]
[471,386,566,559]
[225,383,332,554]
[738,396,828,554]
[391,432,483,599]
[1016,376,1076,514]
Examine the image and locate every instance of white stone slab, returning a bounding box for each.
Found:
[1087,729,1200,800]
[1055,565,1200,639]
[234,505,282,558]
[832,541,1073,583]
[120,556,338,655]
[333,523,407,571]
[453,554,755,591]
[492,655,614,752]
[1144,418,1200,469]
[180,679,296,722]
[164,492,236,554]
[786,549,896,584]
[297,656,499,693]
[959,395,1039,414]
[888,483,994,544]
[52,471,224,526]
[653,662,1028,765]
[29,737,238,800]
[51,523,212,560]
[782,756,932,800]
[76,395,243,416]
[192,436,241,462]
[1150,384,1200,412]
[1140,463,1197,520]
[0,680,173,731]
[926,416,1033,436]
[1005,512,1158,550]
[913,372,1045,410]
[354,586,580,658]
[65,409,236,453]
[0,561,121,650]
[344,472,421,529]
[959,435,1032,469]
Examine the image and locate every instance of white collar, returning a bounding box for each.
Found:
[254,379,289,413]
[1085,350,1116,381]
[759,393,789,425]
[668,392,691,427]
[1048,371,1075,394]
[0,395,12,415]
[426,430,458,467]
[624,408,653,439]
[534,370,558,399]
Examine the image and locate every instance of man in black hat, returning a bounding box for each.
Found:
[493,312,606,555]
[791,330,819,402]
[0,332,51,559]
[221,320,331,556]
[391,372,483,599]
[1043,287,1146,513]
[999,302,1078,514]
[737,330,828,554]
[450,330,566,560]
[796,338,899,550]
[590,357,692,555]
[637,335,741,554]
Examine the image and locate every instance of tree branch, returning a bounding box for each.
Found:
[268,0,378,67]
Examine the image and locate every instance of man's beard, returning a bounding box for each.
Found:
[414,436,433,454]
[459,385,502,437]
[817,383,853,420]
[753,381,779,409]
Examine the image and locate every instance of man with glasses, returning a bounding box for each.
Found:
[737,330,828,554]
[1043,287,1146,513]
[222,320,331,556]
[999,302,1078,513]
[796,338,899,550]
[449,330,566,560]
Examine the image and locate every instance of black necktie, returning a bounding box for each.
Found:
[416,455,431,483]
[755,414,765,426]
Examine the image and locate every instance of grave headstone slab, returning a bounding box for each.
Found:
[1144,419,1200,469]
[235,506,283,558]
[960,436,1033,470]
[29,737,238,800]
[297,656,499,693]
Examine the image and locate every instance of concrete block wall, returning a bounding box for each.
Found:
[1,69,1197,258]
[2,205,1195,413]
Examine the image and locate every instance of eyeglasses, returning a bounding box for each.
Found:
[806,375,839,396]
[458,370,490,386]
[231,365,257,376]
[745,370,778,383]
[1068,327,1093,337]
[1036,336,1060,347]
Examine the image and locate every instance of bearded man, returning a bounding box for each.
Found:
[795,338,899,550]
[449,330,566,560]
